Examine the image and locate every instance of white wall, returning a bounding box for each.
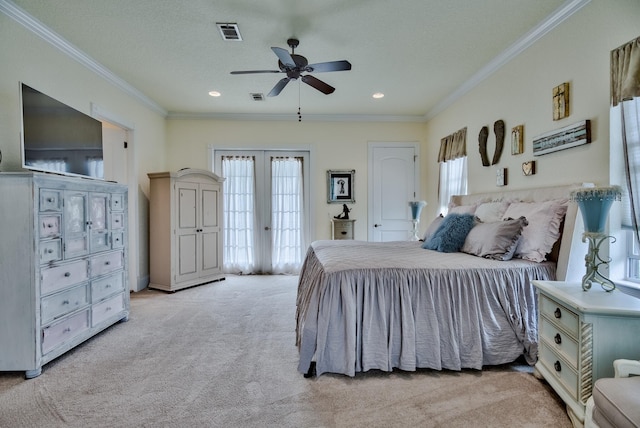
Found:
[0,13,167,289]
[165,119,425,240]
[422,0,640,222]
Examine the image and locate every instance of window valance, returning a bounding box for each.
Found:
[611,36,640,106]
[438,127,467,163]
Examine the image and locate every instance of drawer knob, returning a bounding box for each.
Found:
[47,198,53,203]
[62,300,69,305]
[554,360,562,372]
[105,261,110,265]
[64,272,71,277]
[554,333,562,345]
[63,327,71,333]
[554,308,562,319]
[341,231,347,235]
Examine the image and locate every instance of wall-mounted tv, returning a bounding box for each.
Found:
[20,83,104,179]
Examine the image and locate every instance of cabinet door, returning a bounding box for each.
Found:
[175,182,199,283]
[89,192,110,252]
[200,183,221,274]
[63,191,89,258]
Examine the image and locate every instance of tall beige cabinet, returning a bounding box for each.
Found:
[0,172,129,378]
[148,169,224,292]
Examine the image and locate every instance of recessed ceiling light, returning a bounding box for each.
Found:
[372,92,384,99]
[209,91,221,97]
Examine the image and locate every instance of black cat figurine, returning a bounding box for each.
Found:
[334,204,351,220]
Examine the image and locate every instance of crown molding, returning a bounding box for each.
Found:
[424,0,591,121]
[166,111,426,122]
[2,0,590,123]
[0,0,167,117]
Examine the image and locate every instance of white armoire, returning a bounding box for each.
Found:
[148,169,224,292]
[0,172,129,378]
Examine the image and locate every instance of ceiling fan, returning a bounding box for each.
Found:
[230,38,352,97]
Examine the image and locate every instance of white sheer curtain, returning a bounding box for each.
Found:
[221,156,256,274]
[271,157,304,274]
[438,156,468,215]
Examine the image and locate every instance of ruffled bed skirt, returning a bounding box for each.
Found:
[296,241,556,377]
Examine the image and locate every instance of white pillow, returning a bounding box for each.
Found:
[448,204,476,215]
[501,200,568,262]
[474,201,510,223]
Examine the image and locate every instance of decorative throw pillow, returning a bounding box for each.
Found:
[501,200,568,262]
[474,201,510,223]
[461,216,528,260]
[422,214,444,241]
[422,213,476,253]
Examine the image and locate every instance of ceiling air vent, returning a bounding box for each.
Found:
[250,93,265,101]
[216,23,242,41]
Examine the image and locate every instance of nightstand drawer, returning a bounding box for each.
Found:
[539,294,579,337]
[540,317,579,369]
[539,341,578,401]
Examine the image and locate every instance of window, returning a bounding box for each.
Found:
[438,156,468,215]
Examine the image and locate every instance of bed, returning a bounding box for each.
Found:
[296,185,587,377]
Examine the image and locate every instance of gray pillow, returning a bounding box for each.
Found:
[461,216,528,261]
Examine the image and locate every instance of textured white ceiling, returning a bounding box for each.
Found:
[10,0,571,119]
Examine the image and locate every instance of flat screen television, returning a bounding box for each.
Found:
[20,83,104,179]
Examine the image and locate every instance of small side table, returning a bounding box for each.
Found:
[532,280,640,427]
[332,218,355,240]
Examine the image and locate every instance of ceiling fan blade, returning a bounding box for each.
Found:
[306,60,352,73]
[268,77,291,97]
[271,47,295,67]
[301,75,335,95]
[230,70,281,75]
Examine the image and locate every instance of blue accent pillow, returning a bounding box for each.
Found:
[422,213,476,253]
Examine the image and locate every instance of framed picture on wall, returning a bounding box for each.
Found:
[327,170,355,203]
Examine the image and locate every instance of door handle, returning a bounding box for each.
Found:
[374,224,382,228]
[264,226,271,231]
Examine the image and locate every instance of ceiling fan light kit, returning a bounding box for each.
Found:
[231,38,352,98]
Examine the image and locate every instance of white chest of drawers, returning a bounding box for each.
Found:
[0,172,129,378]
[533,280,640,427]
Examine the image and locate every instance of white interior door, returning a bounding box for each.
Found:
[369,144,419,242]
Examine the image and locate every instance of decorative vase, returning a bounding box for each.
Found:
[408,200,427,241]
[570,186,622,292]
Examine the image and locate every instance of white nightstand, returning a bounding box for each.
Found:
[331,218,355,240]
[533,280,640,427]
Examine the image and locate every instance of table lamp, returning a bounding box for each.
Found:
[409,200,427,241]
[570,186,621,291]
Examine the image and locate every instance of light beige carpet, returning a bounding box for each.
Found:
[0,275,571,427]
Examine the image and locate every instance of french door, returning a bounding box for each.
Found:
[214,150,310,274]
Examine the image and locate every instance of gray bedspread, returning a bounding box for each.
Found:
[296,240,556,377]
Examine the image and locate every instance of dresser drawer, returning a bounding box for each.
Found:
[539,295,579,337]
[539,341,579,401]
[39,189,62,212]
[92,293,125,326]
[39,215,61,238]
[111,231,125,249]
[39,239,62,264]
[41,284,89,324]
[41,260,89,295]
[540,317,579,369]
[111,212,125,229]
[91,271,124,302]
[41,309,90,355]
[90,250,124,277]
[110,194,124,211]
